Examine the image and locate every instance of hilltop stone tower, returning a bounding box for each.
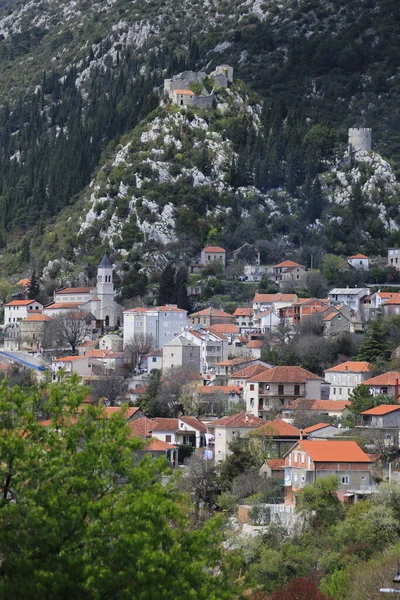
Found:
[348,128,372,154]
[97,255,118,327]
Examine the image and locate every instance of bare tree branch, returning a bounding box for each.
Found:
[124,333,155,373]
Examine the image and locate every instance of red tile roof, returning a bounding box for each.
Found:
[128,416,154,437]
[246,340,264,348]
[103,407,140,419]
[144,439,177,451]
[53,355,87,362]
[323,312,343,322]
[213,357,256,367]
[22,314,51,322]
[253,418,302,437]
[231,363,270,379]
[348,254,368,259]
[203,246,226,253]
[79,340,99,347]
[273,260,304,269]
[362,371,400,386]
[287,399,350,411]
[264,458,285,471]
[361,404,400,416]
[253,293,297,304]
[45,302,83,310]
[303,422,332,434]
[233,307,253,317]
[248,365,323,383]
[130,385,148,395]
[325,361,372,373]
[382,294,400,306]
[15,278,30,287]
[209,324,240,334]
[295,440,371,463]
[210,412,265,428]
[5,299,40,306]
[152,418,180,432]
[174,89,194,96]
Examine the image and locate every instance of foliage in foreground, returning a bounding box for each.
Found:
[0,378,241,599]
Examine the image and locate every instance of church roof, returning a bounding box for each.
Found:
[98,255,112,268]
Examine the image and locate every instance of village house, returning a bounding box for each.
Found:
[323,310,351,335]
[123,305,187,349]
[87,349,125,375]
[282,398,351,422]
[388,248,400,271]
[227,363,271,387]
[206,412,265,462]
[51,355,93,381]
[44,256,123,328]
[252,293,298,314]
[178,328,228,372]
[324,361,372,400]
[232,243,261,265]
[143,349,163,372]
[212,357,272,383]
[245,366,327,417]
[251,418,306,457]
[252,309,281,334]
[188,307,235,327]
[361,371,400,398]
[19,313,52,350]
[162,336,201,372]
[243,264,270,283]
[380,293,400,316]
[99,334,123,352]
[347,253,369,270]
[284,440,373,505]
[272,260,307,286]
[208,323,240,342]
[4,299,43,324]
[200,246,226,268]
[164,65,232,109]
[259,458,285,480]
[359,405,400,448]
[233,308,254,332]
[151,416,207,449]
[78,339,99,356]
[196,384,243,410]
[327,288,370,312]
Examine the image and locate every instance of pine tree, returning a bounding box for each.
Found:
[175,268,191,311]
[27,270,40,300]
[157,263,176,306]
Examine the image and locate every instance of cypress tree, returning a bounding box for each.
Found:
[27,269,40,300]
[157,263,176,306]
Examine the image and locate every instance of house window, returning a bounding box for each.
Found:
[301,475,305,482]
[166,435,172,442]
[301,454,305,463]
[152,357,157,363]
[333,388,336,396]
[294,384,300,396]
[278,384,284,395]
[250,384,255,391]
[342,476,349,484]
[339,388,342,395]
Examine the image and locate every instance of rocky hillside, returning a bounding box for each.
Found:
[0,0,400,282]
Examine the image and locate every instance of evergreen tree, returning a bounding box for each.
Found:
[175,267,191,312]
[356,319,390,363]
[27,269,40,299]
[157,263,176,306]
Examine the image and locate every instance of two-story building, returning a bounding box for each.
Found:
[206,412,265,462]
[328,288,370,312]
[282,398,351,422]
[188,307,235,327]
[251,418,306,457]
[388,248,400,271]
[4,299,43,324]
[233,307,254,332]
[360,404,400,448]
[252,293,298,314]
[272,260,306,286]
[324,361,372,400]
[51,355,93,381]
[151,416,207,449]
[162,336,201,372]
[284,440,373,505]
[200,246,226,268]
[179,328,228,372]
[245,366,326,417]
[361,371,400,398]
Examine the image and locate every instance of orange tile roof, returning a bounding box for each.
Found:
[87,349,109,358]
[22,314,51,322]
[189,307,234,318]
[231,363,270,379]
[264,458,285,470]
[45,302,82,310]
[323,312,343,322]
[53,355,87,362]
[56,287,94,294]
[198,385,242,395]
[16,278,30,287]
[144,438,177,451]
[273,260,304,268]
[5,299,40,306]
[130,385,148,395]
[152,418,180,432]
[248,365,323,383]
[303,422,332,434]
[362,371,400,386]
[128,416,154,437]
[361,404,400,416]
[253,418,302,437]
[295,440,371,463]
[233,307,253,316]
[348,254,368,259]
[253,293,297,303]
[325,361,372,373]
[286,399,351,411]
[79,340,99,348]
[151,305,187,312]
[209,324,240,334]
[174,89,194,96]
[213,357,256,367]
[376,292,395,299]
[203,246,226,252]
[246,340,264,348]
[210,412,265,428]
[382,294,400,306]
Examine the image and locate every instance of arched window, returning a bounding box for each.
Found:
[105,315,110,327]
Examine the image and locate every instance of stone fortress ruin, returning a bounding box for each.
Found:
[164,65,233,109]
[348,127,372,155]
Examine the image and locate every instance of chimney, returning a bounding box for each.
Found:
[300,428,303,440]
[245,414,249,422]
